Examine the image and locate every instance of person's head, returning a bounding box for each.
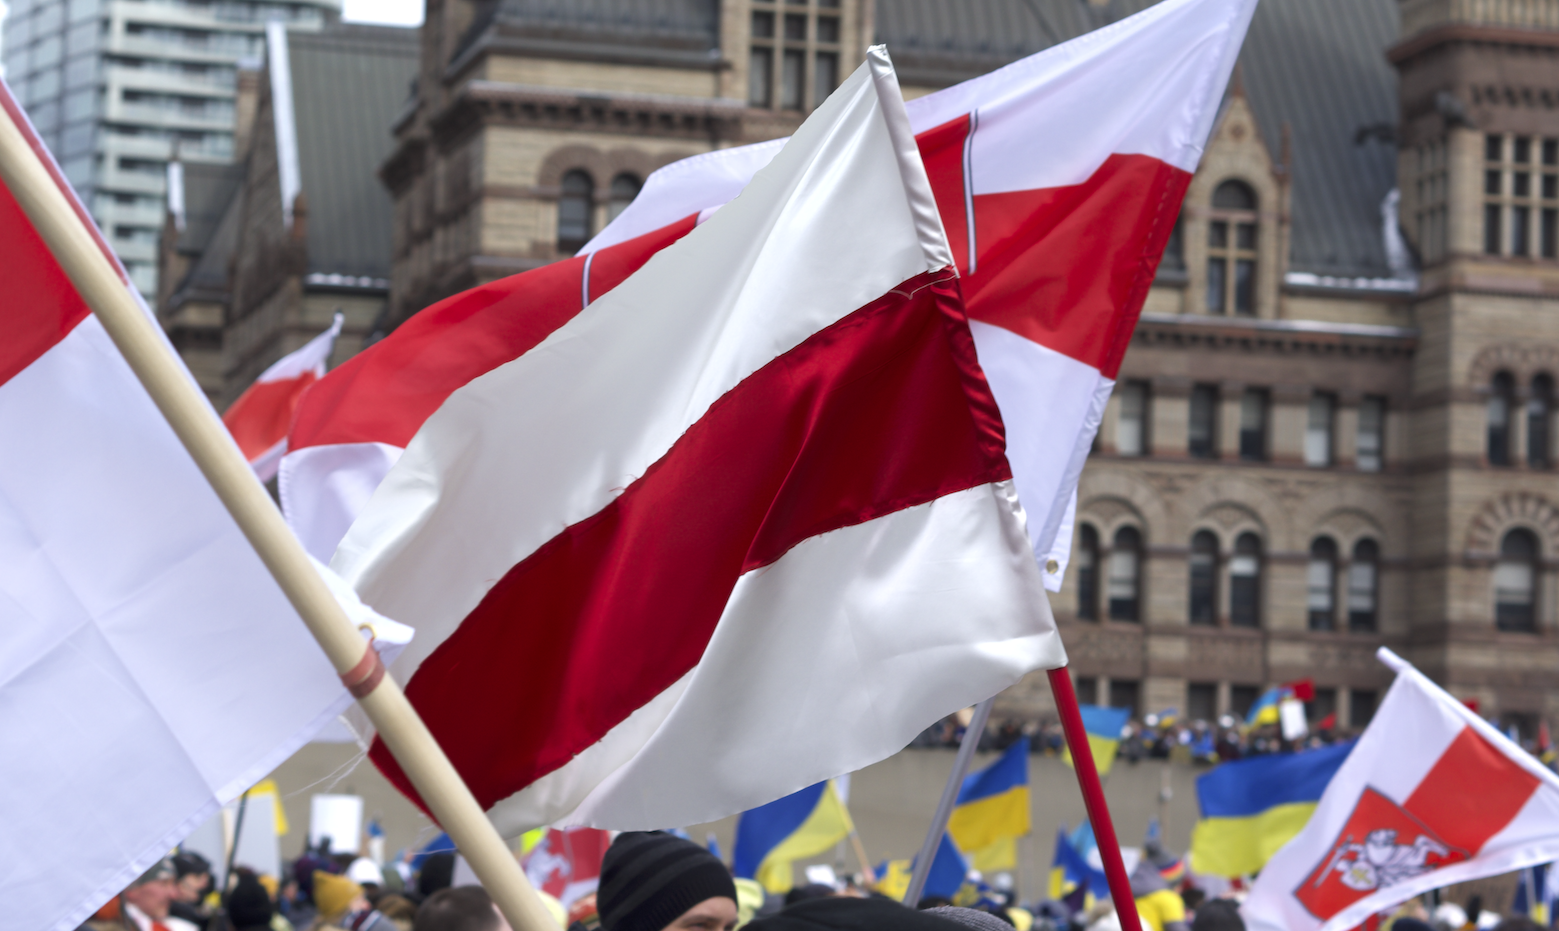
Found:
[1490,920,1543,931]
[927,905,1017,931]
[1190,899,1244,931]
[123,859,178,920]
[598,832,738,931]
[172,852,212,903]
[419,852,457,898]
[783,885,835,908]
[314,870,368,923]
[414,886,504,931]
[225,871,275,931]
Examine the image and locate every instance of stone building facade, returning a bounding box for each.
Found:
[165,0,1559,738]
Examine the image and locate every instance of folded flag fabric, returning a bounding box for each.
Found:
[1244,648,1559,931]
[948,738,1031,871]
[221,312,342,481]
[733,781,855,893]
[332,50,1062,834]
[1189,740,1353,878]
[921,834,971,901]
[1062,705,1133,777]
[278,0,1256,599]
[1049,826,1109,903]
[520,827,611,908]
[0,82,408,931]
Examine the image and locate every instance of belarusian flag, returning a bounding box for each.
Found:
[332,49,1064,833]
[279,0,1256,594]
[1243,648,1559,931]
[0,82,408,931]
[221,313,342,481]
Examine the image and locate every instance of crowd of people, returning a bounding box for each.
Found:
[912,715,1362,764]
[75,830,1541,931]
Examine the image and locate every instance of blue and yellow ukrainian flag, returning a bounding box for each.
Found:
[732,780,854,893]
[947,738,1030,871]
[1189,740,1352,877]
[1047,826,1107,904]
[1244,686,1290,728]
[1062,705,1132,776]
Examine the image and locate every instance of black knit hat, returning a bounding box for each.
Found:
[225,872,274,930]
[598,832,737,931]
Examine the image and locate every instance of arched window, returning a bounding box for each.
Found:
[1529,374,1552,468]
[1189,530,1218,626]
[1489,371,1515,466]
[1207,180,1258,316]
[1108,526,1142,622]
[608,173,641,222]
[1076,524,1099,621]
[1495,528,1539,631]
[1348,539,1379,632]
[1230,532,1262,627]
[557,169,594,254]
[1308,537,1338,630]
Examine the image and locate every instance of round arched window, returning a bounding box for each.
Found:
[1308,537,1338,630]
[557,169,594,254]
[1108,526,1142,622]
[1189,530,1218,626]
[1495,529,1539,631]
[1230,532,1262,627]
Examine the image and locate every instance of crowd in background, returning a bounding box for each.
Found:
[912,714,1361,763]
[72,828,1551,931]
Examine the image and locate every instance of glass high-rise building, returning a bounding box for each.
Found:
[1,0,339,295]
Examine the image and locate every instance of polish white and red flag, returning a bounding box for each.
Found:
[0,85,408,931]
[278,0,1256,592]
[1243,648,1559,931]
[221,312,342,481]
[333,50,1063,832]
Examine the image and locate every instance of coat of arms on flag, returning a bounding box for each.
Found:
[1243,649,1559,931]
[1295,787,1469,918]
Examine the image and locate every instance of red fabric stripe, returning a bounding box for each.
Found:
[0,163,92,387]
[288,215,698,451]
[368,271,1011,813]
[918,114,973,274]
[955,153,1191,379]
[221,373,319,460]
[1403,726,1540,854]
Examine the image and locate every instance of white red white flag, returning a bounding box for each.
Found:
[332,49,1063,833]
[1243,648,1559,931]
[0,84,408,931]
[278,0,1256,592]
[221,312,342,481]
[523,828,612,908]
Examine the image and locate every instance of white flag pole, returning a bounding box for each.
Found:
[0,97,558,931]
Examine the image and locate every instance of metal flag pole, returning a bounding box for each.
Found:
[904,697,994,906]
[225,790,250,890]
[0,97,557,931]
[1048,668,1144,931]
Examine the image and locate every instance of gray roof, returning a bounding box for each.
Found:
[453,0,719,67]
[173,162,243,256]
[180,181,243,300]
[878,0,1404,279]
[288,24,419,279]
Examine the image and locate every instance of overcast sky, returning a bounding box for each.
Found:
[342,0,424,26]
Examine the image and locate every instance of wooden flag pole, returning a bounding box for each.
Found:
[1048,668,1143,931]
[0,100,558,931]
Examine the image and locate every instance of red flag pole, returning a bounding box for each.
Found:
[1048,668,1143,931]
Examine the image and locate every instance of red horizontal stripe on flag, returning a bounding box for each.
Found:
[221,372,319,460]
[287,215,699,452]
[0,175,91,387]
[959,153,1190,379]
[1403,726,1540,854]
[369,271,1011,812]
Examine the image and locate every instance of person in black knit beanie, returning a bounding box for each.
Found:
[597,832,738,931]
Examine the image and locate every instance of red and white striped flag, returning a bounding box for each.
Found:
[0,85,408,931]
[1243,648,1559,931]
[222,313,342,481]
[522,828,612,908]
[278,0,1255,591]
[333,49,1063,833]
